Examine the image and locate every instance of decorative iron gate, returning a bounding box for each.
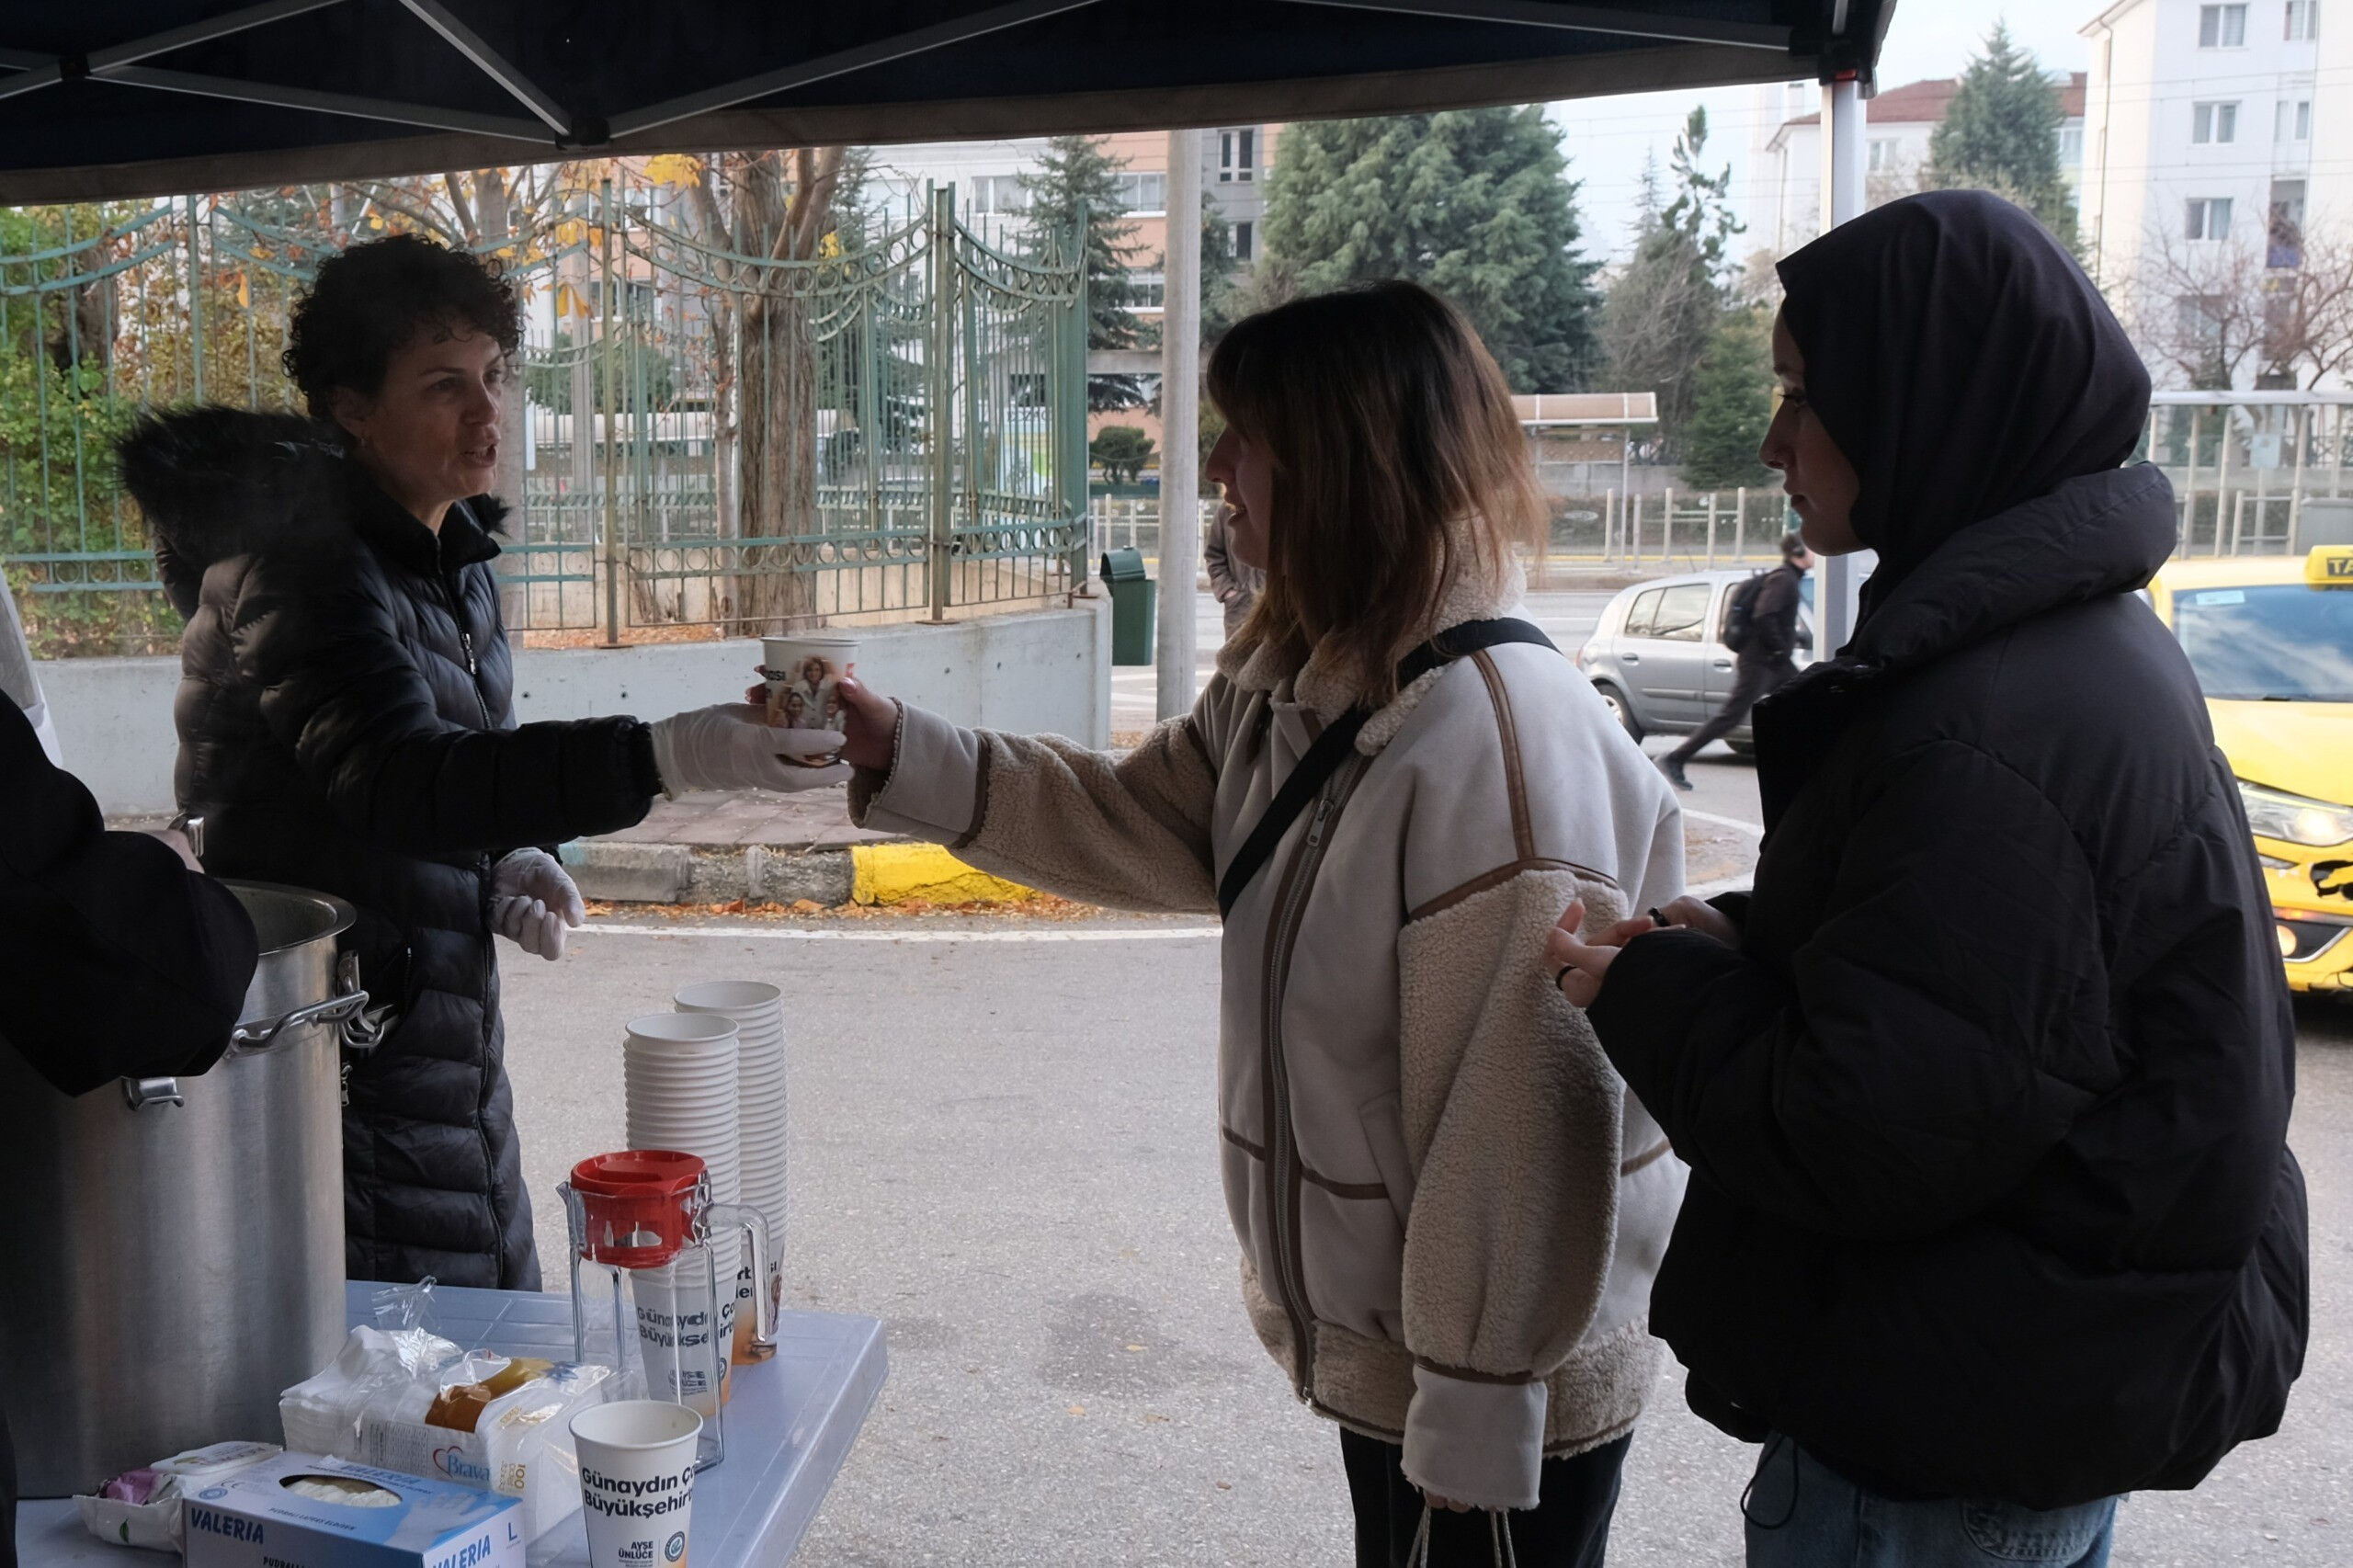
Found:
[0,179,1087,655]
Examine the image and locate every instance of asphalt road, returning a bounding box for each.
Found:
[501,887,2352,1565]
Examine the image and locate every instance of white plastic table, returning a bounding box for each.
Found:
[14,1282,887,1568]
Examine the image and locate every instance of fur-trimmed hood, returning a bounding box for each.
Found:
[120,405,507,615]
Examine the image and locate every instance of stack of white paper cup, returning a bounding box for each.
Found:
[623,1012,743,1380]
[672,981,787,1248]
[623,1013,744,1209]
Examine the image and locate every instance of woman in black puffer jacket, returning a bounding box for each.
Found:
[1551,194,2308,1563]
[123,235,850,1290]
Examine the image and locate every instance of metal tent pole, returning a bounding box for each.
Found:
[1156,129,1204,723]
[1817,72,1867,653]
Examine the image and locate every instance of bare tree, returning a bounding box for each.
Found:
[2124,230,2274,390]
[680,149,849,631]
[2123,220,2353,392]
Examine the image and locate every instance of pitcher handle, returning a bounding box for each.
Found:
[710,1202,776,1351]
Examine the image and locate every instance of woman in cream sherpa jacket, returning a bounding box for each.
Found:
[837,283,1687,1561]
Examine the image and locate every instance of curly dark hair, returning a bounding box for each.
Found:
[282,233,521,419]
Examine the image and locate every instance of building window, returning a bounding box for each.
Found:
[2287,0,2319,40]
[2193,101,2241,143]
[2187,197,2235,240]
[2278,98,2314,141]
[2270,177,2308,267]
[1125,268,1165,310]
[1111,171,1165,215]
[1867,137,1898,171]
[1233,220,1255,262]
[1218,128,1257,183]
[970,175,1029,214]
[2177,295,2226,347]
[2058,124,2084,165]
[2200,3,2249,44]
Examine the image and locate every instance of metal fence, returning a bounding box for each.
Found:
[2138,392,2353,555]
[1544,486,1796,566]
[1086,494,1221,568]
[0,181,1087,655]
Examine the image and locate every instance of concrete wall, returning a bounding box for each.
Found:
[40,598,1111,816]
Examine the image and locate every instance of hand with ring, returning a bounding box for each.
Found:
[1548,895,1737,1006]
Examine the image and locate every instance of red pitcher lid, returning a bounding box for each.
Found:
[570,1150,706,1267]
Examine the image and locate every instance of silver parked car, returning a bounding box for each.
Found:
[1574,568,1814,756]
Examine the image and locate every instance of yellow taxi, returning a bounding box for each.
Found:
[2150,545,2353,992]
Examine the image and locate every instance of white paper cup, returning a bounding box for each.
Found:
[574,1401,702,1568]
[627,1014,740,1051]
[673,980,783,1016]
[757,637,858,740]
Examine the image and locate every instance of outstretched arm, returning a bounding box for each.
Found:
[234,562,657,855]
[840,676,1220,914]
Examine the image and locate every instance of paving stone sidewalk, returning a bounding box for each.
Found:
[592,785,887,850]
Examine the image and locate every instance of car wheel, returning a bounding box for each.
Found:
[1594,682,1643,742]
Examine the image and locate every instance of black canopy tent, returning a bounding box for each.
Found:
[0,2,1893,205]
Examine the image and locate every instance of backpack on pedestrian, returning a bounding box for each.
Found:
[1721,570,1768,655]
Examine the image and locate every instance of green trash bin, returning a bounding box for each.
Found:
[1100,548,1158,666]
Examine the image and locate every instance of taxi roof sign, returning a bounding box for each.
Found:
[2307,546,2353,585]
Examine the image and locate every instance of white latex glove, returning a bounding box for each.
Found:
[491,847,585,961]
[649,703,853,795]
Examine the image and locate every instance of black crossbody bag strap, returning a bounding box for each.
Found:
[1214,618,1556,918]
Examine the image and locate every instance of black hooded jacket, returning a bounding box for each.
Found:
[1586,194,2309,1507]
[122,407,662,1289]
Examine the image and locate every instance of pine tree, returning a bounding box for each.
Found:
[1260,106,1601,391]
[1678,306,1776,492]
[1602,108,1742,448]
[1019,135,1149,410]
[1927,22,2076,243]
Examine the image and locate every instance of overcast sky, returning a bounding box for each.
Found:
[1553,4,2107,264]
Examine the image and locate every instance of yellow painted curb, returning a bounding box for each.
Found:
[850,842,1040,906]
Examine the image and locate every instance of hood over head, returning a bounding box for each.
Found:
[120,407,348,609]
[120,405,505,616]
[1776,191,2152,613]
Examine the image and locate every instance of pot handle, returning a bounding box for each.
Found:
[122,1076,185,1111]
[231,951,388,1057]
[228,991,369,1055]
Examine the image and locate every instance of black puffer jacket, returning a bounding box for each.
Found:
[124,407,663,1289]
[1589,463,2309,1506]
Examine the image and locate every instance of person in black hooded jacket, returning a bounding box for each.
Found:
[1549,192,2307,1563]
[120,235,852,1290]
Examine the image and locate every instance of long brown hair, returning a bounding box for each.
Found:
[1207,280,1544,703]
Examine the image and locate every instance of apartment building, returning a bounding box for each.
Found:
[2080,0,2325,308]
[1748,74,2087,256]
[863,125,1275,335]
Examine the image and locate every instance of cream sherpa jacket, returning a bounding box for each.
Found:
[850,561,1688,1511]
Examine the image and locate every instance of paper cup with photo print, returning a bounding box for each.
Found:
[573,1400,703,1568]
[757,637,858,746]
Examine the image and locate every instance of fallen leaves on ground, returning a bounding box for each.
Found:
[582,892,1111,922]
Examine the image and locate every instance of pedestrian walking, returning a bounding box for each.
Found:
[1657,533,1813,790]
[1549,191,2308,1567]
[834,281,1686,1566]
[1203,500,1265,640]
[123,234,851,1290]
